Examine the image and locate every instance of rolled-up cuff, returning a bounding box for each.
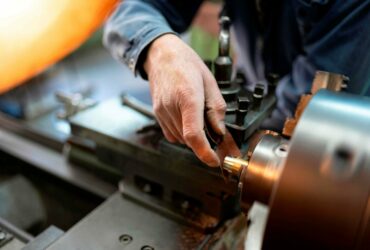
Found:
[104,24,177,79]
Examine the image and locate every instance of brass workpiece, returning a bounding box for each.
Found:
[223,157,249,177]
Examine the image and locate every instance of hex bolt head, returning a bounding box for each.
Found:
[267,73,279,94]
[254,83,265,97]
[237,96,250,111]
[252,83,265,110]
[267,73,279,84]
[235,97,250,125]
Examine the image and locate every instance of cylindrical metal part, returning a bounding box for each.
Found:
[223,156,248,176]
[222,134,288,212]
[220,84,240,101]
[215,57,233,83]
[252,83,265,110]
[239,134,288,207]
[235,97,250,126]
[218,16,231,57]
[263,90,370,250]
[266,73,279,95]
[215,16,233,83]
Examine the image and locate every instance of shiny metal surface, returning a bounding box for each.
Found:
[0,127,116,199]
[0,217,33,244]
[222,133,287,210]
[69,98,240,225]
[239,134,287,207]
[218,16,231,58]
[121,94,155,119]
[263,90,370,249]
[22,226,63,250]
[46,193,247,250]
[283,71,348,137]
[310,71,348,94]
[223,157,248,176]
[214,16,232,83]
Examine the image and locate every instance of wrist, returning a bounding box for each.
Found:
[144,34,180,75]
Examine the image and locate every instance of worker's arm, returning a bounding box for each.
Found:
[104,0,226,167]
[263,1,370,131]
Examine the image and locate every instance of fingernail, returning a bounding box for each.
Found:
[218,121,226,135]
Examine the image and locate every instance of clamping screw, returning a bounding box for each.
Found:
[252,83,265,110]
[267,73,279,94]
[235,97,250,126]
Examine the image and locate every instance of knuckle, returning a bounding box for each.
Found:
[215,100,227,112]
[209,100,227,114]
[162,98,172,109]
[153,103,162,115]
[197,149,216,166]
[179,97,198,112]
[182,109,196,124]
[172,67,185,78]
[176,86,195,100]
[183,130,200,144]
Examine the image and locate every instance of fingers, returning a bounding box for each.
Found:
[162,101,185,144]
[154,104,184,144]
[145,35,225,167]
[202,69,227,136]
[156,117,177,143]
[181,100,220,167]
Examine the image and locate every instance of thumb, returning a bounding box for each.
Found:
[203,70,227,136]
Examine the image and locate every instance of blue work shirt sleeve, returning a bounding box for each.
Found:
[103,0,202,78]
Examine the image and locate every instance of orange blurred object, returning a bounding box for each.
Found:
[0,0,118,94]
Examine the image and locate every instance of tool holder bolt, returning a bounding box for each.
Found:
[252,83,265,110]
[267,73,279,94]
[236,97,250,126]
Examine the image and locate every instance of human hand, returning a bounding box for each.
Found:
[144,34,227,167]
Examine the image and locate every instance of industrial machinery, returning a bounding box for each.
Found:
[0,14,369,250]
[224,88,370,250]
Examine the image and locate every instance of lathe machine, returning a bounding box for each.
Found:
[0,16,369,250]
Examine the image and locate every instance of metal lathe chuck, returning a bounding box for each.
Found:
[223,90,370,250]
